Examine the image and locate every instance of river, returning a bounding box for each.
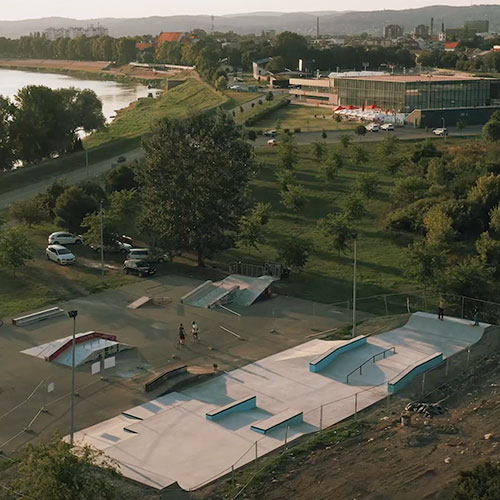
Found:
[0,68,150,122]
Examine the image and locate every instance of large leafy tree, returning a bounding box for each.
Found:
[11,434,118,500]
[0,227,33,275]
[138,112,255,266]
[54,186,98,233]
[317,213,357,255]
[0,96,14,171]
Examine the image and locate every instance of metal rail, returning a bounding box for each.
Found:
[346,346,396,383]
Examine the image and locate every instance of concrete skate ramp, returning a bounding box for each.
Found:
[405,311,488,344]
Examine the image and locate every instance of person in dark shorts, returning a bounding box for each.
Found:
[191,321,199,342]
[178,323,185,346]
[473,305,480,326]
[438,298,446,320]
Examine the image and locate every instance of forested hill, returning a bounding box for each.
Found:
[3,5,500,38]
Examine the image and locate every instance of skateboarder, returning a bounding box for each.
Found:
[191,321,199,342]
[177,323,186,347]
[473,305,480,326]
[438,298,446,320]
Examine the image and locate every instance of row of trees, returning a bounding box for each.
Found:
[0,85,104,169]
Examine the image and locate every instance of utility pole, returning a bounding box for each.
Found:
[100,200,104,280]
[352,238,357,338]
[68,310,78,445]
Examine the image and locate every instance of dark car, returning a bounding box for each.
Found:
[124,259,157,277]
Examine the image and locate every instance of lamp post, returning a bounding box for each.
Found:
[100,200,104,280]
[352,238,357,338]
[68,310,78,445]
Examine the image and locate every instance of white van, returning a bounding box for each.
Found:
[365,123,380,132]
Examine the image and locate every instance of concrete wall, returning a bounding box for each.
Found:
[388,352,443,393]
[309,336,367,373]
[406,106,500,128]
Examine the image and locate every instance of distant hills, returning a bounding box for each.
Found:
[2,6,500,38]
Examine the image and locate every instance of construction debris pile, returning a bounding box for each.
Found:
[405,402,446,418]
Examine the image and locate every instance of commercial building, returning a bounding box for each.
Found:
[43,24,108,40]
[289,73,500,126]
[384,24,403,39]
[464,20,489,33]
[414,24,429,38]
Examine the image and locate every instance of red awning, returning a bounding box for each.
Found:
[333,105,344,111]
[345,105,358,110]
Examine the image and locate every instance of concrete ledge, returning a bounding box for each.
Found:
[309,335,367,373]
[205,395,256,421]
[250,409,303,435]
[144,364,188,392]
[388,352,443,394]
[180,281,212,304]
[12,307,64,326]
[127,296,151,309]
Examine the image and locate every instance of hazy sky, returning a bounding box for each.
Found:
[3,0,500,20]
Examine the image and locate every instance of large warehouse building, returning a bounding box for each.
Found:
[289,73,500,127]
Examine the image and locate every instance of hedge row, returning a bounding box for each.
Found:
[243,98,290,127]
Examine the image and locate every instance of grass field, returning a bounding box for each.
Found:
[252,104,357,132]
[214,142,414,304]
[222,90,262,108]
[85,79,228,148]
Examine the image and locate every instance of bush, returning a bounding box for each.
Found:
[453,461,500,500]
[384,198,437,233]
[277,237,311,270]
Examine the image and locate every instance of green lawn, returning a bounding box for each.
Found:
[253,104,357,132]
[85,79,228,148]
[214,142,414,304]
[222,90,262,108]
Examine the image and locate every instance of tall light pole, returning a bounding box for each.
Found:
[100,200,104,280]
[352,238,357,338]
[67,310,78,445]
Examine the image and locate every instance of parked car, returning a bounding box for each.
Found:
[45,245,76,265]
[127,248,168,263]
[124,260,157,277]
[118,234,133,245]
[433,128,448,136]
[264,130,278,137]
[267,139,278,147]
[91,241,132,254]
[380,123,394,131]
[48,232,82,245]
[365,123,380,132]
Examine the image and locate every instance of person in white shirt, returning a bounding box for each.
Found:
[191,321,199,342]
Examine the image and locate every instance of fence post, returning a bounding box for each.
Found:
[383,295,388,316]
[466,347,471,371]
[284,425,289,449]
[231,465,235,488]
[445,358,449,377]
[319,405,323,431]
[354,393,358,420]
[461,296,465,319]
[254,441,258,467]
[421,372,426,394]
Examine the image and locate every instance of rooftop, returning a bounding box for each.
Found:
[342,74,487,82]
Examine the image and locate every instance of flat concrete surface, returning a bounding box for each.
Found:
[0,274,350,456]
[72,312,489,491]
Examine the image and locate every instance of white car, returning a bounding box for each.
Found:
[91,241,132,254]
[433,128,448,136]
[264,130,278,137]
[48,231,83,245]
[45,245,76,265]
[380,123,394,131]
[365,123,380,132]
[267,139,278,146]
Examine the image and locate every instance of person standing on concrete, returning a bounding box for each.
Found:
[191,321,199,342]
[178,323,186,347]
[473,305,480,326]
[438,298,446,320]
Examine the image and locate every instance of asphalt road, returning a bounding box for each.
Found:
[0,125,482,210]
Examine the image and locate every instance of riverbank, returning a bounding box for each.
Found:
[0,58,183,86]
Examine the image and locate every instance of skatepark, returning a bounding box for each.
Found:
[71,311,491,491]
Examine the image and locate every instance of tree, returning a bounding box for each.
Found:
[215,75,228,91]
[265,91,274,102]
[105,163,138,193]
[343,192,366,221]
[277,237,311,270]
[483,120,500,142]
[410,139,441,164]
[424,205,456,248]
[138,112,255,266]
[115,38,137,64]
[320,149,344,183]
[317,213,357,255]
[354,124,366,139]
[310,141,326,162]
[351,145,368,166]
[354,173,379,199]
[54,186,98,233]
[0,227,33,275]
[238,202,271,249]
[456,119,466,135]
[377,135,399,158]
[476,231,500,267]
[489,204,500,235]
[11,433,118,500]
[406,240,447,288]
[281,184,306,211]
[265,56,286,72]
[0,96,14,171]
[9,196,48,227]
[339,134,352,149]
[392,176,430,207]
[247,130,257,142]
[44,178,68,217]
[453,461,500,500]
[274,31,308,68]
[322,129,327,139]
[278,132,298,171]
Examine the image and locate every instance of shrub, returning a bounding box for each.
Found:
[294,127,301,133]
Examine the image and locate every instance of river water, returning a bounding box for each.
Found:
[0,68,150,122]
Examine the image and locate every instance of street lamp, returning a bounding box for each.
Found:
[352,238,357,338]
[67,310,78,445]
